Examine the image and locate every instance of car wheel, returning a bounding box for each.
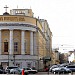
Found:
[53,72,56,74]
[62,72,65,74]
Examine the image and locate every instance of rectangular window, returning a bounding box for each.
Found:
[14,42,18,52]
[26,62,31,68]
[4,42,8,52]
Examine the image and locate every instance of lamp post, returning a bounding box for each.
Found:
[8,50,9,67]
[8,50,9,73]
[13,54,15,66]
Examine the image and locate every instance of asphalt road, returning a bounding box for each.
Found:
[29,72,73,75]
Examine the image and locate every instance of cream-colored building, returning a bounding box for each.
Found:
[52,48,60,65]
[0,8,52,70]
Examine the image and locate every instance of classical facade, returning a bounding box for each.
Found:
[0,8,52,70]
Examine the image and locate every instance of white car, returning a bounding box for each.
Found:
[5,66,18,73]
[49,65,59,72]
[24,68,38,74]
[52,67,71,74]
[10,68,29,75]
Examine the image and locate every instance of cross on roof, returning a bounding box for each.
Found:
[4,5,8,12]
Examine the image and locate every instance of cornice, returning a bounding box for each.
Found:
[0,23,37,29]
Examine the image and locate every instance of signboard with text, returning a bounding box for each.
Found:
[0,16,25,21]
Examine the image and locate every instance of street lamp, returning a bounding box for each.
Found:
[8,50,9,67]
[8,50,9,73]
[13,54,15,66]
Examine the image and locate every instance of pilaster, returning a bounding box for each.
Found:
[9,29,13,54]
[30,31,33,55]
[21,30,25,54]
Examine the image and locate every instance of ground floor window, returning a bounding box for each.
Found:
[4,42,8,52]
[26,62,31,68]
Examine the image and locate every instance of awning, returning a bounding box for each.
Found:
[43,56,51,61]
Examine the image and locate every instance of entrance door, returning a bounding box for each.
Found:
[2,62,7,69]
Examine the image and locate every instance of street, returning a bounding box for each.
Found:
[29,72,51,75]
[29,72,73,75]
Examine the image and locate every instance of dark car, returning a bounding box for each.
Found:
[66,65,75,72]
[24,68,38,74]
[52,67,71,74]
[0,69,5,74]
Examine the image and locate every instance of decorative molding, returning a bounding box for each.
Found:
[0,23,37,31]
[0,23,36,28]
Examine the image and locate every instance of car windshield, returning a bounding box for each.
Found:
[67,66,75,68]
[27,68,31,70]
[50,65,58,69]
[7,67,18,69]
[32,67,36,70]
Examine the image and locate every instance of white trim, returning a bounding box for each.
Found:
[0,22,36,26]
[30,32,33,55]
[0,30,1,54]
[9,30,13,54]
[0,26,36,31]
[21,30,25,54]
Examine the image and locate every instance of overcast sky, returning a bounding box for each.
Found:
[0,0,75,51]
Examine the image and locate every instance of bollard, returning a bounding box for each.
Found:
[22,69,24,75]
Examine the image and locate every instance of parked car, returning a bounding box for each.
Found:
[59,63,69,67]
[66,65,75,72]
[52,67,71,74]
[49,65,59,72]
[0,69,6,74]
[5,66,18,73]
[23,68,38,74]
[10,68,19,74]
[10,68,29,75]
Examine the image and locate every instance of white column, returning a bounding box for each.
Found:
[0,30,1,54]
[21,30,25,54]
[30,31,33,55]
[9,29,13,54]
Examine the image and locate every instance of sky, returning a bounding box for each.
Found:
[0,0,75,52]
